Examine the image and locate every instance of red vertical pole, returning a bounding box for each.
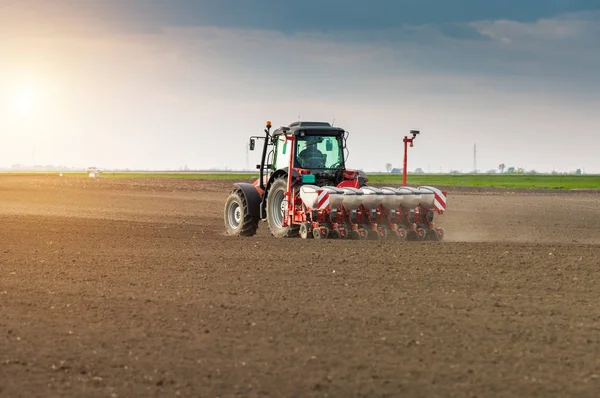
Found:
[402,137,409,186]
[403,131,419,186]
[285,134,295,226]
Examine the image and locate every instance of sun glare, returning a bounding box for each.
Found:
[12,85,37,116]
[3,72,59,124]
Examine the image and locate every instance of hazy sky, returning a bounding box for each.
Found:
[1,0,599,172]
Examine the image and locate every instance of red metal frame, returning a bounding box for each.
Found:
[284,133,295,228]
[246,122,447,241]
[277,128,444,240]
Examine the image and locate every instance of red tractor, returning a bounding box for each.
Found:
[224,121,446,240]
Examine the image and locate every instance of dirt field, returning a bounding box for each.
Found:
[1,175,600,397]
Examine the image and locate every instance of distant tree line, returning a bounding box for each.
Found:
[496,163,583,175]
[381,162,585,175]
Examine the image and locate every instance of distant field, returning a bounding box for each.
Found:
[0,172,256,180]
[89,172,255,180]
[367,174,600,189]
[2,171,599,189]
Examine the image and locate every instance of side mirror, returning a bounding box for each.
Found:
[249,138,255,151]
[325,140,333,151]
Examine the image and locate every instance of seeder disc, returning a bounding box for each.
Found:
[366,230,381,240]
[348,230,362,240]
[425,228,440,241]
[329,229,342,239]
[300,223,312,239]
[313,227,328,239]
[405,229,420,241]
[437,228,445,241]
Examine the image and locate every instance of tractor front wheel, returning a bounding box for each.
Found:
[224,188,259,236]
[265,177,299,238]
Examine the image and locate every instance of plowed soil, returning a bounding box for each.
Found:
[1,175,600,397]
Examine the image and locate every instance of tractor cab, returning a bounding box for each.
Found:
[269,122,346,173]
[294,134,344,170]
[248,121,358,192]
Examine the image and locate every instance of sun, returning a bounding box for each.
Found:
[12,84,38,116]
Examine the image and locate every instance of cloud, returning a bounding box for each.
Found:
[147,10,600,100]
[0,3,599,171]
[472,10,600,44]
[3,0,599,37]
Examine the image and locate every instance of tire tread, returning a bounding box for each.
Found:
[224,189,259,236]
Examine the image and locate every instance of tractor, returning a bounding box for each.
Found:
[223,121,446,240]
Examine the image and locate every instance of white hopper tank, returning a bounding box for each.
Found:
[380,187,405,210]
[417,186,436,210]
[359,186,384,210]
[339,187,363,211]
[321,186,345,210]
[398,186,422,209]
[299,185,321,208]
[299,185,345,210]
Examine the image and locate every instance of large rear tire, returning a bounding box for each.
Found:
[224,188,259,236]
[265,177,300,238]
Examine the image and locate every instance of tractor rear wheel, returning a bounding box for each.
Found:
[224,188,259,236]
[265,177,300,238]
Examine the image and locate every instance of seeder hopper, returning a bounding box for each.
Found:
[224,121,447,240]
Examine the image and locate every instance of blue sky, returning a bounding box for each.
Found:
[0,1,599,172]
[50,1,599,32]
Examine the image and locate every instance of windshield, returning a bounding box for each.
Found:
[295,135,344,169]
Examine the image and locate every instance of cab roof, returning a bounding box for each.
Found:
[272,121,345,137]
